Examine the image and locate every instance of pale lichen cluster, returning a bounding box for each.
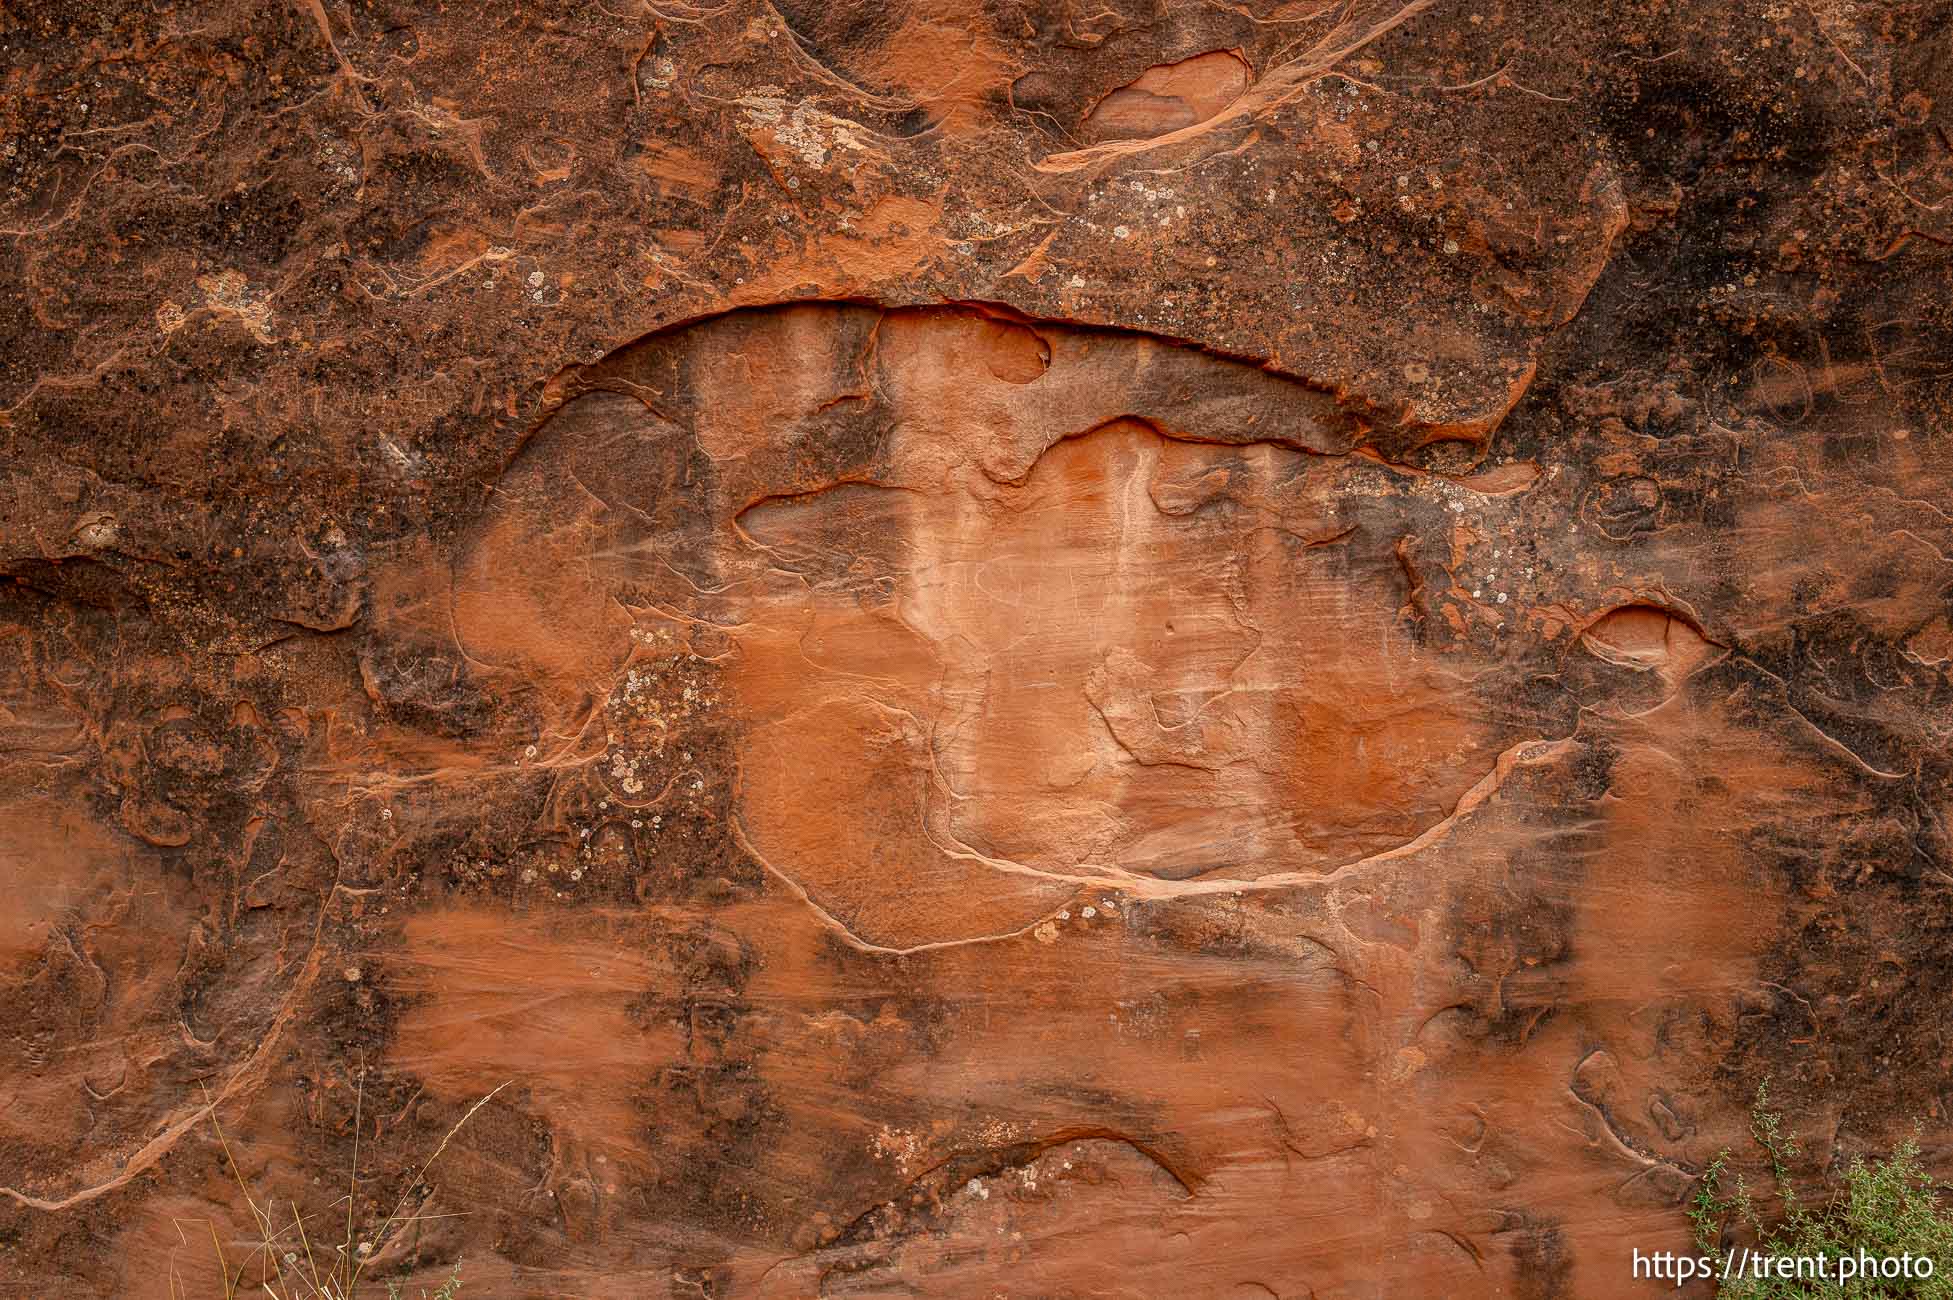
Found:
[600,627,721,802]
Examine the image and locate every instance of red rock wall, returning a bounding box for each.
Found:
[4,0,1953,1295]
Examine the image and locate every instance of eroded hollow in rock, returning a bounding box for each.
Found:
[1080,51,1253,141]
[457,303,1531,947]
[1581,603,1716,681]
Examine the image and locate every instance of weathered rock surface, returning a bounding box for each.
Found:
[4,0,1953,1295]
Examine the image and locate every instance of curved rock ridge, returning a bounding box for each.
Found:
[456,305,1533,947]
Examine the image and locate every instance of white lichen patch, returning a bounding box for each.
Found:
[640,56,676,89]
[73,514,119,548]
[195,268,277,343]
[734,94,870,169]
[974,1118,1024,1147]
[598,632,721,805]
[871,1125,925,1174]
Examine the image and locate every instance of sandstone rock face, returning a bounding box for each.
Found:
[4,0,1953,1296]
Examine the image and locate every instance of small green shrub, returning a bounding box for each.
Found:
[1690,1081,1953,1297]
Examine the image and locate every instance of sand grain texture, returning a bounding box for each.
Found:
[4,0,1953,1294]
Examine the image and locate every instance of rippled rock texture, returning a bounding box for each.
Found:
[5,0,1953,1295]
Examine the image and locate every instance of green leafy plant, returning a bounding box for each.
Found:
[168,1077,505,1299]
[1690,1080,1953,1297]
